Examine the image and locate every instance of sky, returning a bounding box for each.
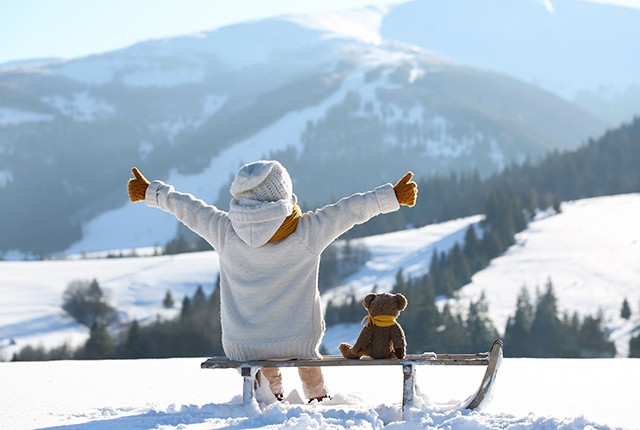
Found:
[2,0,640,66]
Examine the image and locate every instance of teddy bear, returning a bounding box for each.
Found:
[339,292,408,360]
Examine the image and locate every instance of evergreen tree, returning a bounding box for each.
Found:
[504,287,534,357]
[394,269,406,295]
[208,282,224,355]
[465,292,499,353]
[556,311,580,358]
[180,296,191,321]
[164,234,191,255]
[629,333,640,358]
[463,224,486,273]
[79,322,115,359]
[163,290,175,309]
[577,313,616,358]
[620,298,631,320]
[121,319,147,358]
[324,300,339,326]
[435,303,467,352]
[528,279,563,357]
[397,277,439,353]
[449,243,472,286]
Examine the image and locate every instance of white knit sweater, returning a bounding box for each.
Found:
[145,180,400,361]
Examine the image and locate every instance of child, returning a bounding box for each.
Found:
[128,160,417,402]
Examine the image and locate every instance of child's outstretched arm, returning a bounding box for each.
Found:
[303,171,419,253]
[126,167,229,250]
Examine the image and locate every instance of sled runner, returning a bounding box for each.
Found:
[201,339,503,419]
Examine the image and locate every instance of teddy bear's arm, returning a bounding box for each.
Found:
[351,325,374,353]
[390,325,407,358]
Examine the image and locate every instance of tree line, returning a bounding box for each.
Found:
[347,116,640,240]
[10,274,637,361]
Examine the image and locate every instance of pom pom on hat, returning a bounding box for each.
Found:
[230,160,293,203]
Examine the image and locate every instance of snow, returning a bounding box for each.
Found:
[286,6,387,45]
[41,92,115,122]
[149,94,227,142]
[0,357,638,429]
[0,169,13,187]
[0,107,53,126]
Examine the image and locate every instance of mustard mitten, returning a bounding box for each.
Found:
[128,167,150,202]
[393,172,418,207]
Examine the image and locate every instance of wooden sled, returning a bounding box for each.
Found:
[201,339,503,420]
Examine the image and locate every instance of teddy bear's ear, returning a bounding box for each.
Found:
[363,293,376,308]
[394,293,408,311]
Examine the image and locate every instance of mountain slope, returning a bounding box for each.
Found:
[451,193,640,357]
[0,9,605,256]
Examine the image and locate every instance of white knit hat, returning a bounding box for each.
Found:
[230,160,293,203]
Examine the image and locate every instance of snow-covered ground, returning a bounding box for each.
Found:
[1,356,638,429]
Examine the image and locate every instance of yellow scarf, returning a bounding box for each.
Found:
[268,204,302,243]
[361,314,398,328]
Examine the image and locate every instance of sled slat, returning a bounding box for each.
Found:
[201,354,490,369]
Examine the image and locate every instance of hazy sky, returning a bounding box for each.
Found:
[1,0,638,65]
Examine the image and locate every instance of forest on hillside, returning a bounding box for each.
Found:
[348,116,640,239]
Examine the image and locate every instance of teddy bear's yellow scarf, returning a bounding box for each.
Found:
[268,204,302,243]
[361,314,398,327]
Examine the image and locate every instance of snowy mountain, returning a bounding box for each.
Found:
[0,5,606,257]
[2,194,639,363]
[381,0,640,125]
[1,357,639,429]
